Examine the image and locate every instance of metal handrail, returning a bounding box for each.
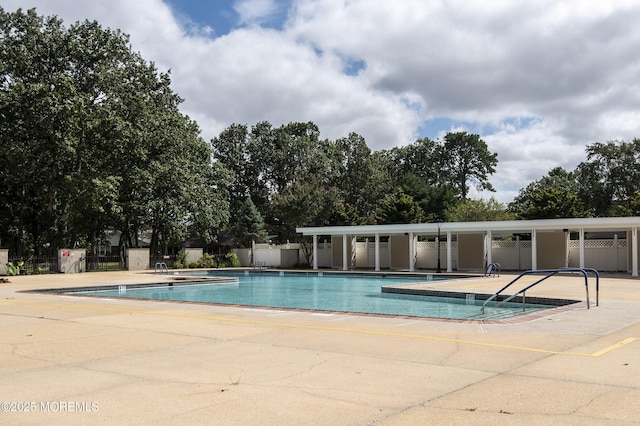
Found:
[253,260,267,273]
[485,262,501,277]
[154,262,169,274]
[481,268,599,313]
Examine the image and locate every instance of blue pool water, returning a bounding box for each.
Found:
[71,271,557,320]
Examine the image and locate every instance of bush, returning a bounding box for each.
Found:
[196,253,217,268]
[173,249,188,269]
[181,252,240,269]
[5,261,23,276]
[223,252,240,267]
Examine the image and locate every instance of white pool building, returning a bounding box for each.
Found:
[296,217,640,276]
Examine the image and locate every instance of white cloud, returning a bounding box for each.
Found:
[5,0,640,202]
[233,0,278,26]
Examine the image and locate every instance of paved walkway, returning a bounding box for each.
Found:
[1,270,639,425]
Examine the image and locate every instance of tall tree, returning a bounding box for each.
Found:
[0,7,230,255]
[397,173,458,221]
[231,197,267,248]
[211,123,251,200]
[509,168,588,219]
[436,132,498,199]
[446,197,515,222]
[329,132,387,223]
[575,139,640,216]
[376,189,425,224]
[269,178,343,241]
[383,137,439,186]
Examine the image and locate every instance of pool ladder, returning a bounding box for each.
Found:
[253,260,267,274]
[485,262,501,277]
[154,262,169,274]
[481,267,599,314]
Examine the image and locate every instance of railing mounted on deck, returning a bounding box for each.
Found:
[253,260,267,273]
[485,262,501,277]
[481,268,600,314]
[154,262,169,274]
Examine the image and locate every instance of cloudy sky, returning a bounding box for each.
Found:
[5,0,640,202]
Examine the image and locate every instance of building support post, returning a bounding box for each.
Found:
[375,233,380,272]
[312,234,318,270]
[446,231,453,272]
[486,229,493,267]
[531,229,537,270]
[632,227,638,277]
[342,234,348,271]
[409,232,415,272]
[579,228,585,269]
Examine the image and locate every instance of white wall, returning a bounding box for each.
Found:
[354,241,389,269]
[237,238,627,272]
[0,249,7,275]
[184,248,203,266]
[232,248,252,266]
[58,249,87,273]
[415,241,456,270]
[568,239,627,272]
[492,240,532,270]
[126,248,149,271]
[234,243,301,268]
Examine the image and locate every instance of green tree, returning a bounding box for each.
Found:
[269,178,344,241]
[383,137,439,187]
[211,123,252,200]
[212,121,337,242]
[397,173,458,222]
[376,189,425,224]
[626,191,640,216]
[328,132,387,223]
[509,168,588,219]
[0,7,230,255]
[377,134,496,219]
[436,132,498,199]
[446,197,515,222]
[231,197,267,248]
[575,139,640,216]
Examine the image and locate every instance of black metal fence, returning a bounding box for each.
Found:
[7,256,58,275]
[85,254,126,272]
[4,253,180,275]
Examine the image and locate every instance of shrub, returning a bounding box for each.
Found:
[196,253,216,268]
[5,261,23,276]
[173,249,188,269]
[223,252,240,267]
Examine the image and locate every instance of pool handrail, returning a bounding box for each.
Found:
[485,262,501,277]
[253,260,267,273]
[481,267,600,313]
[154,262,169,274]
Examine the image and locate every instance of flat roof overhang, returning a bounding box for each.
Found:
[297,217,640,237]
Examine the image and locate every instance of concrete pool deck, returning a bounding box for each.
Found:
[1,270,639,425]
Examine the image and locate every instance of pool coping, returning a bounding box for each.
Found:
[381,285,581,307]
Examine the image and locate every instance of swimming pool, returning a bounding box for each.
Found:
[64,271,564,320]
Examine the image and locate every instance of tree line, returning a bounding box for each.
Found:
[0,8,230,257]
[2,7,640,259]
[509,140,640,219]
[211,123,498,245]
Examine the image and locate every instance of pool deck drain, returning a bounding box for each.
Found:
[1,270,639,424]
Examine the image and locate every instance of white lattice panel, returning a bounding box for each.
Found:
[492,240,517,248]
[568,240,627,249]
